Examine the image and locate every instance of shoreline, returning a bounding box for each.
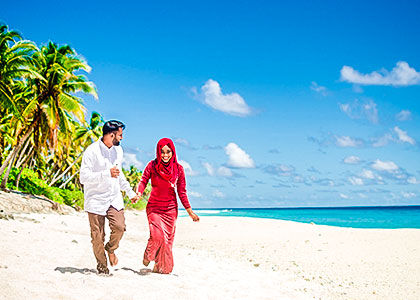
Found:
[2,189,419,229]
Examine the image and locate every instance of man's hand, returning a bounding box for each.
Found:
[131,194,140,204]
[110,166,120,178]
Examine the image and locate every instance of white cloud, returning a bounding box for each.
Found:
[357,169,384,184]
[213,190,225,198]
[402,192,416,198]
[340,61,420,86]
[335,136,363,147]
[360,169,375,179]
[276,165,294,174]
[217,166,233,177]
[293,176,305,183]
[362,101,378,123]
[408,177,420,184]
[358,193,368,199]
[175,138,189,146]
[371,128,415,147]
[203,162,233,177]
[343,156,362,164]
[394,126,415,145]
[371,133,393,147]
[122,153,144,169]
[310,176,335,186]
[189,191,203,198]
[198,79,252,117]
[202,162,215,176]
[225,142,255,168]
[340,103,350,113]
[371,159,399,172]
[396,110,412,121]
[339,193,350,199]
[178,160,198,176]
[310,81,327,95]
[263,164,295,177]
[339,99,378,124]
[349,176,364,186]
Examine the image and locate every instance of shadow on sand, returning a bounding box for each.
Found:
[54,267,97,274]
[119,267,152,276]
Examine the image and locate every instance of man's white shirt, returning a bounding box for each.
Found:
[80,139,136,215]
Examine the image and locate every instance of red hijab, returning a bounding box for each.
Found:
[154,138,179,183]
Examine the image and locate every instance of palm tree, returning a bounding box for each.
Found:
[74,111,104,147]
[0,24,38,117]
[0,41,98,189]
[0,24,39,187]
[29,42,98,149]
[48,111,104,187]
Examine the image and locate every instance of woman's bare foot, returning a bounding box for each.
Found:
[107,251,118,266]
[143,258,150,267]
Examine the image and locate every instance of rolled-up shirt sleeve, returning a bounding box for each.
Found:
[176,165,191,210]
[80,150,110,185]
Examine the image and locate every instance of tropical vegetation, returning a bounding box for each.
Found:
[0,23,148,210]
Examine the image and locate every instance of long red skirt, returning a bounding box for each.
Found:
[144,206,177,274]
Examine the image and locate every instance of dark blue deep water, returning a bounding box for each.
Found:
[183,206,420,229]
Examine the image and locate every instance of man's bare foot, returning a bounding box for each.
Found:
[107,251,118,267]
[143,258,150,267]
[97,263,109,274]
[152,264,159,273]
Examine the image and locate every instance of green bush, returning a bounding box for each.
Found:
[54,187,84,208]
[3,167,148,211]
[4,167,84,209]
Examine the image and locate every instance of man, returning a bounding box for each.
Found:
[80,120,139,274]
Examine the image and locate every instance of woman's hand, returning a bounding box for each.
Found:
[186,208,200,222]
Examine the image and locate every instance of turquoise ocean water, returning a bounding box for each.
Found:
[180,206,420,229]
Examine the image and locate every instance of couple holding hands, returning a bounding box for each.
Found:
[80,120,199,275]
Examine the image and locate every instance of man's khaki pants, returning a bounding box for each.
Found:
[88,206,126,266]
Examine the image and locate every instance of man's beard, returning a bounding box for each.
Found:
[113,138,120,146]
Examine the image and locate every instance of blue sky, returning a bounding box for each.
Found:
[3,0,420,207]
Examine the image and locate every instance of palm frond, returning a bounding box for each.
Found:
[59,93,86,122]
[21,97,38,119]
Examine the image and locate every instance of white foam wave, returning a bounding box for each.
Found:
[195,210,222,214]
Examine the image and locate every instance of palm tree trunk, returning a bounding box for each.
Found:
[16,161,27,190]
[0,149,18,190]
[0,126,34,178]
[48,153,83,186]
[15,147,34,189]
[59,170,79,189]
[15,138,32,169]
[16,145,34,169]
[49,167,62,185]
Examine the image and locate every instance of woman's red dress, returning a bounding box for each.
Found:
[137,160,190,274]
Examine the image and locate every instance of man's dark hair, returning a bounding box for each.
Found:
[102,120,126,135]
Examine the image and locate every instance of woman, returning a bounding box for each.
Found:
[134,138,199,274]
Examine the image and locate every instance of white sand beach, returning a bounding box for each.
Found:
[1,192,419,300]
